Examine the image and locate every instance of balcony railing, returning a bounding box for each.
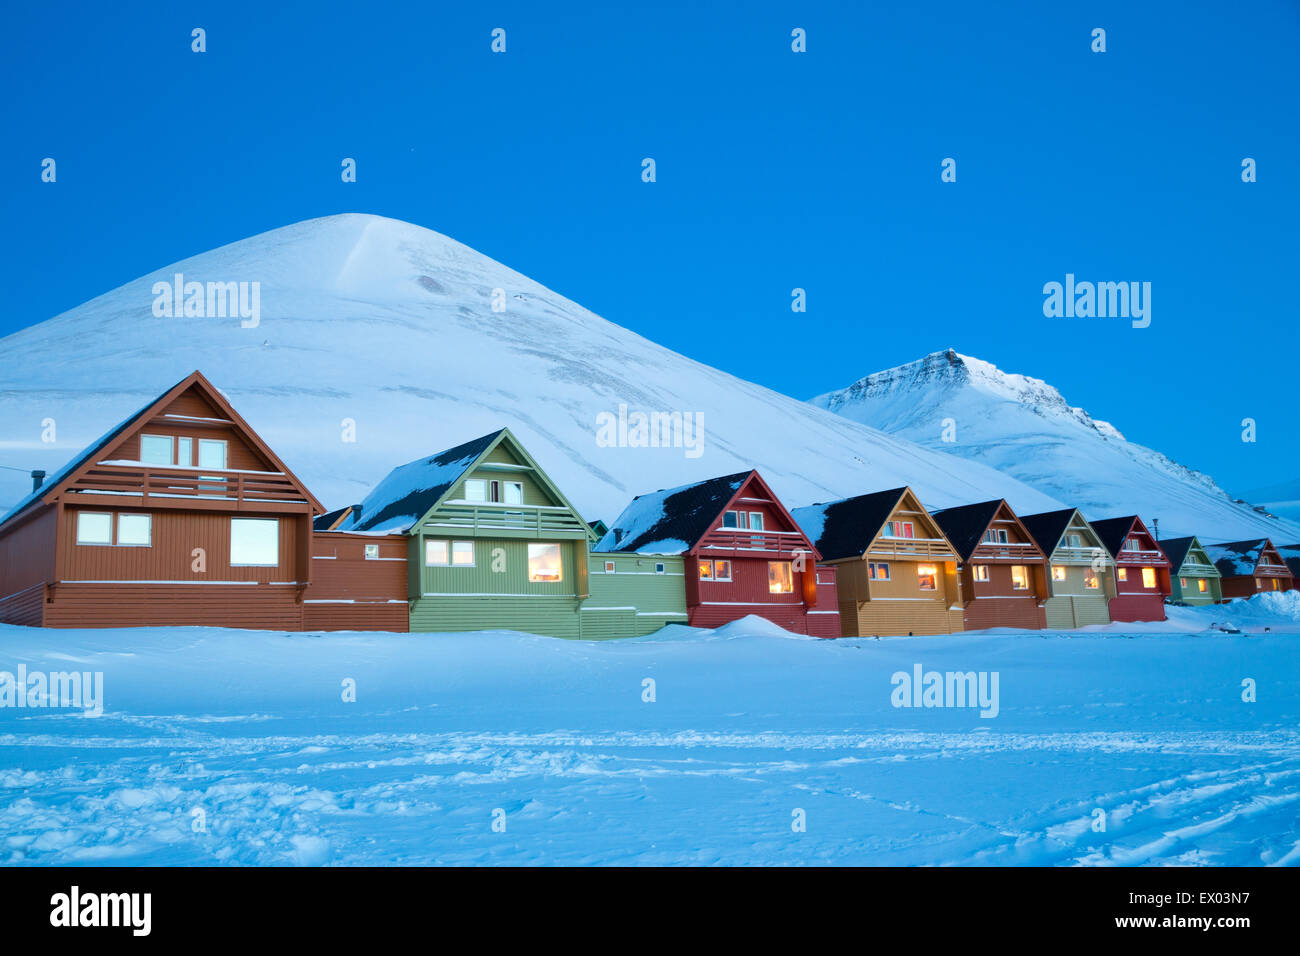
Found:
[868,537,958,560]
[699,529,810,556]
[64,465,309,505]
[971,541,1043,561]
[426,504,589,536]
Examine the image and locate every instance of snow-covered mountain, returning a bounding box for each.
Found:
[0,215,1062,523]
[810,349,1300,541]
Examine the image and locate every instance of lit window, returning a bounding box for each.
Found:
[1083,570,1100,589]
[973,564,990,582]
[1180,576,1188,588]
[749,513,764,531]
[1141,567,1156,589]
[1197,579,1207,593]
[198,439,227,470]
[1052,566,1067,582]
[464,480,487,502]
[1255,577,1262,589]
[425,540,450,566]
[714,559,732,581]
[768,561,793,593]
[528,543,562,582]
[364,544,379,560]
[451,541,475,566]
[76,512,113,545]
[868,562,890,581]
[605,560,616,573]
[177,436,193,466]
[140,435,173,465]
[1117,568,1128,581]
[884,521,914,539]
[117,513,152,547]
[917,563,937,590]
[1010,565,1029,590]
[1272,578,1281,591]
[230,518,278,566]
[698,560,713,580]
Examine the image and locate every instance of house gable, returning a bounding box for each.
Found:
[864,488,958,561]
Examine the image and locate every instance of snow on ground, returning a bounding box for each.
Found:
[2,595,1299,867]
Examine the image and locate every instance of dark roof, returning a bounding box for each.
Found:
[338,430,504,534]
[1088,516,1140,558]
[1018,508,1076,555]
[1156,535,1197,571]
[313,506,353,532]
[1204,539,1269,577]
[790,488,907,561]
[595,471,752,554]
[930,500,1004,561]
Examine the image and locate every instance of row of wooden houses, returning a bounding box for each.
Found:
[0,371,1294,638]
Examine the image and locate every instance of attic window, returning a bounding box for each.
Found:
[749,513,764,531]
[982,528,1008,545]
[140,435,173,465]
[1064,533,1082,549]
[884,521,914,539]
[723,511,743,529]
[1123,538,1142,551]
[198,439,227,470]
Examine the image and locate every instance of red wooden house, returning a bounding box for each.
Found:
[1279,544,1300,591]
[594,470,840,637]
[0,371,327,629]
[1089,515,1171,621]
[1204,539,1294,599]
[931,499,1048,631]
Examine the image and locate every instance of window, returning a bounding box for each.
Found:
[604,560,617,573]
[917,563,937,590]
[464,479,488,502]
[230,518,278,566]
[1271,578,1281,591]
[655,563,665,574]
[1064,533,1082,549]
[198,439,227,470]
[973,564,990,582]
[451,541,475,566]
[528,543,562,582]
[1141,567,1156,589]
[502,481,523,505]
[76,512,113,545]
[1123,537,1142,551]
[1052,565,1067,582]
[1010,565,1029,590]
[1197,579,1207,593]
[1117,568,1127,581]
[426,540,450,566]
[698,560,713,580]
[982,528,1009,545]
[723,511,740,529]
[714,559,732,581]
[884,520,914,539]
[868,562,890,581]
[1083,569,1100,589]
[177,437,193,466]
[749,513,764,531]
[117,513,152,547]
[768,561,793,593]
[364,544,380,560]
[140,434,173,465]
[1180,576,1188,588]
[1255,577,1262,589]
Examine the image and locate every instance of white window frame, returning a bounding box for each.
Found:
[502,481,524,505]
[464,479,488,502]
[973,564,990,582]
[426,540,450,566]
[1052,565,1067,582]
[198,439,228,470]
[698,559,714,580]
[176,436,193,467]
[140,434,174,466]
[916,563,937,591]
[527,542,563,583]
[654,563,665,574]
[714,559,733,581]
[451,541,475,567]
[768,560,794,594]
[116,513,152,548]
[748,512,764,531]
[1010,565,1029,590]
[364,543,380,560]
[604,560,617,574]
[869,561,891,581]
[230,517,279,567]
[75,511,114,546]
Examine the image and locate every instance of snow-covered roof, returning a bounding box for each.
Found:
[931,499,1008,561]
[334,430,504,534]
[1205,539,1271,577]
[595,472,750,555]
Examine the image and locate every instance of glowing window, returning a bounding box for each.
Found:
[1141,567,1156,589]
[451,541,475,566]
[1010,565,1029,590]
[698,560,713,580]
[917,564,937,591]
[973,564,990,582]
[528,543,562,582]
[768,561,793,594]
[714,560,732,581]
[1052,566,1066,582]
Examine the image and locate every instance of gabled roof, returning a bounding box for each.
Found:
[1278,544,1300,579]
[1018,508,1077,556]
[595,471,752,555]
[313,506,354,532]
[334,429,505,534]
[1088,516,1141,558]
[1156,536,1198,572]
[1204,538,1281,578]
[0,370,323,532]
[930,500,1005,562]
[791,487,908,562]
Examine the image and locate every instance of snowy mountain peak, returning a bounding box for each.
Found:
[812,349,1126,441]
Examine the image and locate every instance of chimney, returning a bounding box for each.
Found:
[30,470,46,492]
[1153,518,1159,541]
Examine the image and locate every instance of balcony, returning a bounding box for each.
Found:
[426,504,589,538]
[62,463,312,511]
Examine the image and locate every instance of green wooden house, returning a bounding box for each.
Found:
[325,428,687,638]
[1159,536,1222,605]
[1019,508,1116,628]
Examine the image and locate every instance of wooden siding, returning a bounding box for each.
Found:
[0,506,56,623]
[1042,561,1113,628]
[586,552,688,638]
[0,582,46,627]
[43,583,304,630]
[305,531,409,631]
[833,555,962,637]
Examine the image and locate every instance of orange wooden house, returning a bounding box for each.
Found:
[931,499,1049,631]
[0,371,337,630]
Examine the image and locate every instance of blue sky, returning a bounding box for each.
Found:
[1,0,1296,495]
